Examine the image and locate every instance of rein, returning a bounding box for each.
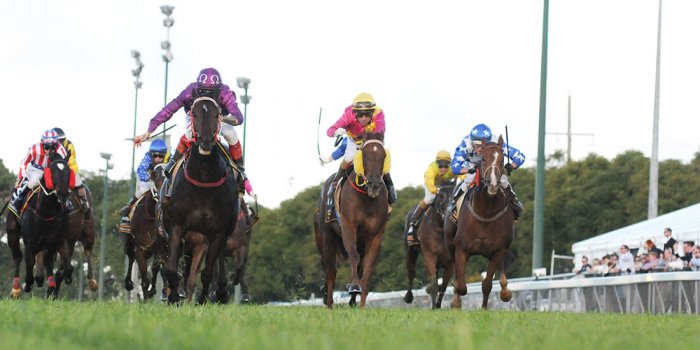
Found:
[184,167,228,188]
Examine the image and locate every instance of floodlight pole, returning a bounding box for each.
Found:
[98,153,112,301]
[130,50,144,193]
[237,77,251,162]
[160,5,175,141]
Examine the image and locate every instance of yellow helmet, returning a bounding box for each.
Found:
[436,150,451,161]
[352,92,376,111]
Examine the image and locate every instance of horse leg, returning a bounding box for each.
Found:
[321,236,338,309]
[481,251,503,310]
[340,225,361,297]
[197,235,222,305]
[7,218,23,298]
[35,251,45,287]
[81,222,98,291]
[423,253,439,309]
[499,251,512,303]
[403,246,419,304]
[23,244,36,293]
[215,253,230,304]
[451,248,469,309]
[44,249,58,299]
[358,234,383,308]
[437,260,454,309]
[164,226,183,304]
[123,235,136,291]
[187,234,207,304]
[136,249,150,300]
[233,247,250,303]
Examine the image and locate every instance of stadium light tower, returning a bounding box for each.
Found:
[130,50,144,192]
[236,77,251,162]
[160,5,175,141]
[98,152,113,301]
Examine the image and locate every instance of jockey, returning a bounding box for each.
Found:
[119,139,170,218]
[325,93,397,213]
[133,67,253,196]
[405,150,459,246]
[53,127,90,211]
[449,123,525,219]
[9,130,68,213]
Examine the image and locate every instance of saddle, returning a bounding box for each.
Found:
[163,142,242,197]
[325,177,346,223]
[8,187,41,220]
[117,194,148,235]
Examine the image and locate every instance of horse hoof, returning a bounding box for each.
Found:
[23,284,32,293]
[348,284,362,295]
[500,289,513,302]
[10,288,21,299]
[216,290,230,304]
[88,279,98,291]
[124,280,134,291]
[241,294,251,303]
[450,296,462,309]
[426,284,438,296]
[403,292,414,304]
[35,278,44,288]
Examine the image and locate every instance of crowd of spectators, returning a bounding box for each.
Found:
[573,227,700,276]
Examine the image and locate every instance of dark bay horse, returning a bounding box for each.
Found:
[225,197,257,303]
[124,164,167,300]
[450,136,514,309]
[7,158,73,299]
[403,182,455,309]
[314,133,389,308]
[161,96,239,304]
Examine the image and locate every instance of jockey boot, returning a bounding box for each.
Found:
[326,161,350,220]
[406,200,428,246]
[164,149,183,179]
[77,185,90,212]
[119,196,138,218]
[383,173,397,205]
[9,183,28,213]
[508,186,524,221]
[233,158,249,195]
[446,185,465,218]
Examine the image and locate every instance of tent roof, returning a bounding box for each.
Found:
[571,202,700,257]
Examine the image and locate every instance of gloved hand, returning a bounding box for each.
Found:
[319,155,333,166]
[244,179,254,196]
[505,163,513,175]
[333,128,346,137]
[467,167,477,174]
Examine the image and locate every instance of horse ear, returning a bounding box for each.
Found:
[498,135,504,147]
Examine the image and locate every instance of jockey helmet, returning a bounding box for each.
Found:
[196,68,222,89]
[435,150,451,162]
[352,93,376,111]
[41,130,59,146]
[52,127,66,141]
[149,139,168,154]
[469,123,492,145]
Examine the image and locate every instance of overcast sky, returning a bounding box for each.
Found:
[1,0,699,208]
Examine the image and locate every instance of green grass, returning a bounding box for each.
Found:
[0,299,695,350]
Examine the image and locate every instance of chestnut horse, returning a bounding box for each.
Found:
[123,164,167,299]
[161,96,239,304]
[449,136,514,309]
[7,157,73,299]
[403,181,455,309]
[315,132,389,308]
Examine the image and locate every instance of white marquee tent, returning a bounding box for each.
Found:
[571,202,700,267]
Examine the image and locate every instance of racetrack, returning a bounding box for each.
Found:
[0,299,690,349]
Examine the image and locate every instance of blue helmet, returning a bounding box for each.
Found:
[149,139,168,154]
[469,123,492,145]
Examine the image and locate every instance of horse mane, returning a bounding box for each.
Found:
[362,132,384,143]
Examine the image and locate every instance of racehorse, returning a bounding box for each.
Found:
[403,182,455,309]
[123,164,167,300]
[449,136,514,309]
[225,197,257,303]
[161,96,239,304]
[7,157,73,299]
[314,132,389,308]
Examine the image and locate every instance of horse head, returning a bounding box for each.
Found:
[190,96,222,155]
[480,136,505,196]
[360,133,387,199]
[435,181,455,218]
[150,163,167,191]
[43,158,72,209]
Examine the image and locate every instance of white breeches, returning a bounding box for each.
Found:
[135,180,151,198]
[73,171,83,187]
[422,187,437,205]
[25,165,44,189]
[342,137,360,163]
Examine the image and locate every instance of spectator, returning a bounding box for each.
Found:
[640,252,660,272]
[574,256,592,274]
[662,227,677,255]
[618,245,635,274]
[689,245,700,270]
[680,241,694,264]
[645,239,663,256]
[606,253,620,275]
[658,248,676,271]
[634,254,646,273]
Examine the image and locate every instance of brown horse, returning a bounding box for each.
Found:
[314,132,389,308]
[449,136,514,309]
[161,96,239,304]
[403,181,455,309]
[123,164,167,299]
